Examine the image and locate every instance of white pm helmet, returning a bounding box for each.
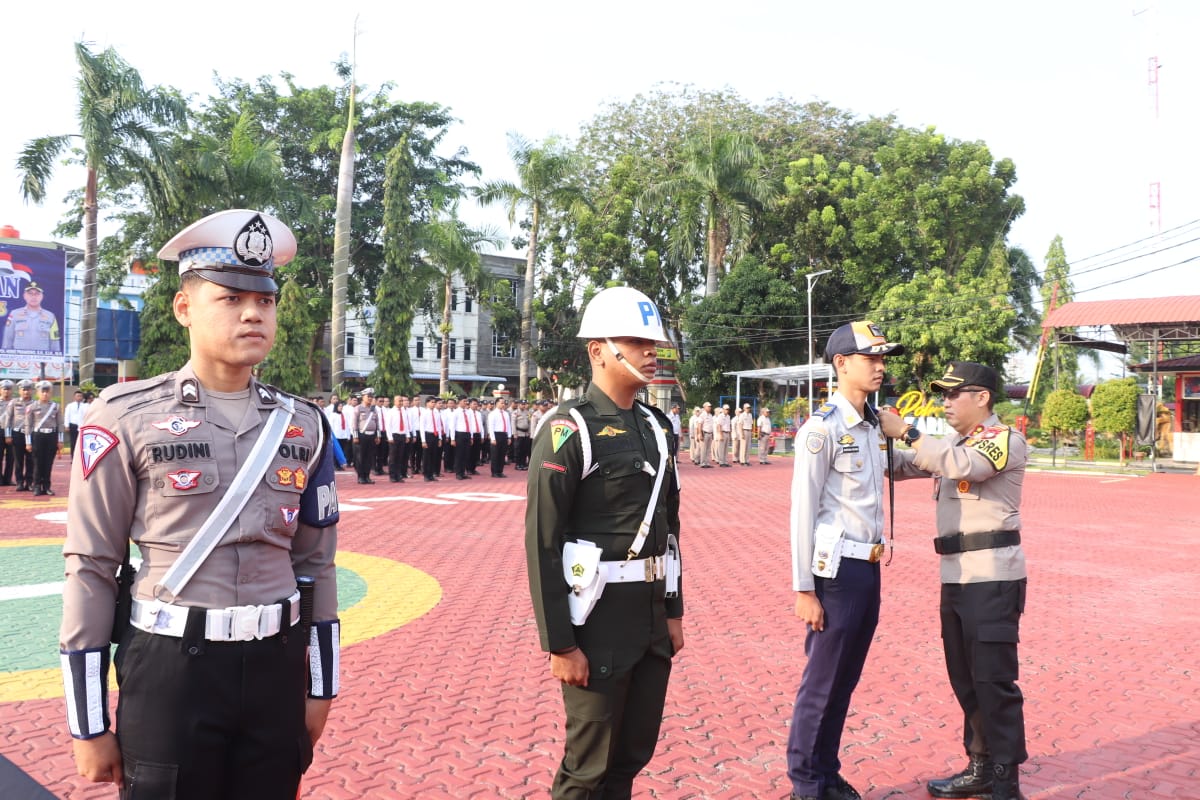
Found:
[576,286,668,343]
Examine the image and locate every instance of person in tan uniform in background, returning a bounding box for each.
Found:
[881,361,1029,800]
[59,209,340,799]
[24,379,60,496]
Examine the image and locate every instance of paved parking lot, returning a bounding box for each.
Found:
[1,454,1196,798]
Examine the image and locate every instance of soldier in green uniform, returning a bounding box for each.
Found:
[525,286,684,800]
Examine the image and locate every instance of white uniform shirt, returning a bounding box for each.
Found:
[789,391,886,592]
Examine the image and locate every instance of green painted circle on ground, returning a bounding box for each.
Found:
[0,543,368,674]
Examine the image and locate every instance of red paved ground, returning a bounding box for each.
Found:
[2,455,1197,799]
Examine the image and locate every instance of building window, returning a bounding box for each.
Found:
[368,336,375,356]
[450,289,458,311]
[436,340,443,359]
[492,330,515,359]
[450,338,458,361]
[464,338,472,361]
[346,333,355,356]
[415,336,424,359]
[464,293,473,313]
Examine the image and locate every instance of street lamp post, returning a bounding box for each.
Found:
[805,269,832,418]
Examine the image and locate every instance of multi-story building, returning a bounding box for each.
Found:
[342,254,530,396]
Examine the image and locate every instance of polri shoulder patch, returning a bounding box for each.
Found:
[79,425,119,479]
[806,431,826,454]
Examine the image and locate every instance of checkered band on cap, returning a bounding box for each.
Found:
[179,246,270,271]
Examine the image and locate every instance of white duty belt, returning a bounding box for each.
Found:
[131,592,301,641]
[841,540,886,563]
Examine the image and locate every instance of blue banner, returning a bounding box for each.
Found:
[0,241,68,378]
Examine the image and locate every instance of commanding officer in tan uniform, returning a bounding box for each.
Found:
[526,286,684,800]
[59,209,340,799]
[4,378,35,490]
[787,321,903,800]
[24,380,60,495]
[881,362,1029,800]
[2,281,61,352]
[0,379,14,485]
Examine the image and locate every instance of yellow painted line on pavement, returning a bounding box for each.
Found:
[0,541,441,702]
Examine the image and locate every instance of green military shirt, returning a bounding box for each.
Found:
[525,387,683,653]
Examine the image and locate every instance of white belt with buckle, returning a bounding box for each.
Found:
[130,592,301,641]
[841,540,886,563]
[602,556,666,584]
[37,428,57,434]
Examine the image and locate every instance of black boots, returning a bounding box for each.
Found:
[989,763,1026,800]
[927,755,993,798]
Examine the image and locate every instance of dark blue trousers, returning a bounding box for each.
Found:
[787,558,881,797]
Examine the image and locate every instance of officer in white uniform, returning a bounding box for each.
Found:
[786,321,903,800]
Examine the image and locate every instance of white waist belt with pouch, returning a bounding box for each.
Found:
[131,592,301,642]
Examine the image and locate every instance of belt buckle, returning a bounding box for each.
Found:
[868,543,885,563]
[644,558,654,582]
[229,604,263,641]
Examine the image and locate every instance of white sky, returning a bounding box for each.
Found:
[5,0,1200,321]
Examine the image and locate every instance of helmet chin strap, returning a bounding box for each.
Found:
[607,338,652,384]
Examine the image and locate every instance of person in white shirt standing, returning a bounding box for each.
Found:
[487,398,512,478]
[64,389,88,457]
[756,407,774,464]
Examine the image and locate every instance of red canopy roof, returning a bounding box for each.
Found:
[1043,297,1200,327]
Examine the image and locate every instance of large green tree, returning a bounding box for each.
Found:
[259,278,318,395]
[1035,235,1084,406]
[17,42,185,384]
[476,134,587,397]
[641,130,776,295]
[136,268,188,376]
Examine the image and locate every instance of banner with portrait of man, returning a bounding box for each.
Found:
[0,241,68,379]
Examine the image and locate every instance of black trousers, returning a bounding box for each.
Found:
[490,433,508,475]
[471,433,483,468]
[11,431,32,486]
[941,579,1028,766]
[355,434,378,480]
[787,559,881,797]
[422,433,441,479]
[389,434,408,479]
[30,431,57,491]
[337,437,353,470]
[68,423,80,457]
[374,435,389,473]
[0,435,13,484]
[513,435,531,469]
[410,436,423,475]
[114,622,311,800]
[453,432,472,477]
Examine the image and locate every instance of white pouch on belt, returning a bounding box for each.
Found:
[563,539,606,625]
[811,522,845,579]
[665,534,681,598]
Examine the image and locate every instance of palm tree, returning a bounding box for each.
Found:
[475,134,587,397]
[17,42,185,384]
[642,130,775,295]
[421,207,503,396]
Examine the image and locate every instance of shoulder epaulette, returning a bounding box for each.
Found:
[97,372,177,410]
[812,403,836,419]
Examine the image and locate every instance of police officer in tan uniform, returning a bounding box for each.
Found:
[4,378,34,490]
[881,362,1028,800]
[526,286,684,799]
[59,209,340,799]
[24,379,60,495]
[2,281,61,352]
[0,379,14,485]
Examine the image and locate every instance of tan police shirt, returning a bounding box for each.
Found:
[891,412,1027,585]
[25,398,60,434]
[60,361,339,653]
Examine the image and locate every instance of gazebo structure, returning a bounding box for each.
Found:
[1041,296,1200,463]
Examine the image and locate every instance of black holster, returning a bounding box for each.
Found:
[110,545,134,644]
